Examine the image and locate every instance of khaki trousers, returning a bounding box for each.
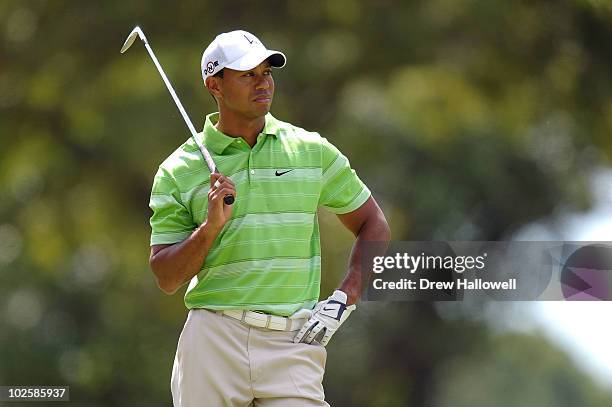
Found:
[171,308,330,407]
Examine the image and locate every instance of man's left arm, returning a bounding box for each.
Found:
[337,196,391,305]
[293,196,389,345]
[293,137,390,345]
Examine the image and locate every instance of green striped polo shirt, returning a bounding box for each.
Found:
[149,112,370,316]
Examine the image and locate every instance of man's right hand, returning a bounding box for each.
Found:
[206,172,236,232]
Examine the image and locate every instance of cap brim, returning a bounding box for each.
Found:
[225,49,286,72]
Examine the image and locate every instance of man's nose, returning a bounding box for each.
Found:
[255,75,270,90]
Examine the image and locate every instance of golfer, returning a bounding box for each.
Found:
[148,30,390,406]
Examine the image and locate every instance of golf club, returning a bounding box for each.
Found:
[120,26,234,205]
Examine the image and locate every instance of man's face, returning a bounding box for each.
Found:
[211,60,274,119]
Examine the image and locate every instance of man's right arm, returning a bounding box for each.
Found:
[149,173,236,295]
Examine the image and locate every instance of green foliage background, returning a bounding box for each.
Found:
[2,1,612,405]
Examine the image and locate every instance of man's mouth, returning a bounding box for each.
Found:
[253,94,272,103]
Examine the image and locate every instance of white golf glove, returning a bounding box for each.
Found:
[293,290,356,346]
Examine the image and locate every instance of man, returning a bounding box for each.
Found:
[148,29,390,407]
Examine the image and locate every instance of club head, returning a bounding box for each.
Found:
[120,26,146,53]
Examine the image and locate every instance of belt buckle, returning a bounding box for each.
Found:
[264,314,272,329]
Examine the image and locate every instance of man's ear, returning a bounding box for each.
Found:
[206,77,222,101]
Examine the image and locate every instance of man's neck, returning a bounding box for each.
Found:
[215,111,266,147]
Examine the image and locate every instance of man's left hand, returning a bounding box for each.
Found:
[293,290,356,346]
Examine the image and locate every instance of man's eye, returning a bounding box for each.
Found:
[264,70,272,75]
[244,72,254,77]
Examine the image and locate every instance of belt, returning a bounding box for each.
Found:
[218,309,306,331]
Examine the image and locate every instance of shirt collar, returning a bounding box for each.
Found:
[200,112,281,154]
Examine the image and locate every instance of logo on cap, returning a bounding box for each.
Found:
[206,60,219,74]
[243,34,254,45]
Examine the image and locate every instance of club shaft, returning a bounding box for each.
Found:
[142,42,217,173]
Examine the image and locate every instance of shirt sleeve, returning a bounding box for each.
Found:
[149,167,196,246]
[319,137,371,214]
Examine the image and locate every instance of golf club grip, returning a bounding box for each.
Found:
[196,131,235,206]
[193,140,234,206]
[212,169,235,206]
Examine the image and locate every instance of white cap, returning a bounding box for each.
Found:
[201,30,286,84]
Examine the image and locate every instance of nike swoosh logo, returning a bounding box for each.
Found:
[322,306,339,312]
[275,169,293,176]
[244,35,254,44]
